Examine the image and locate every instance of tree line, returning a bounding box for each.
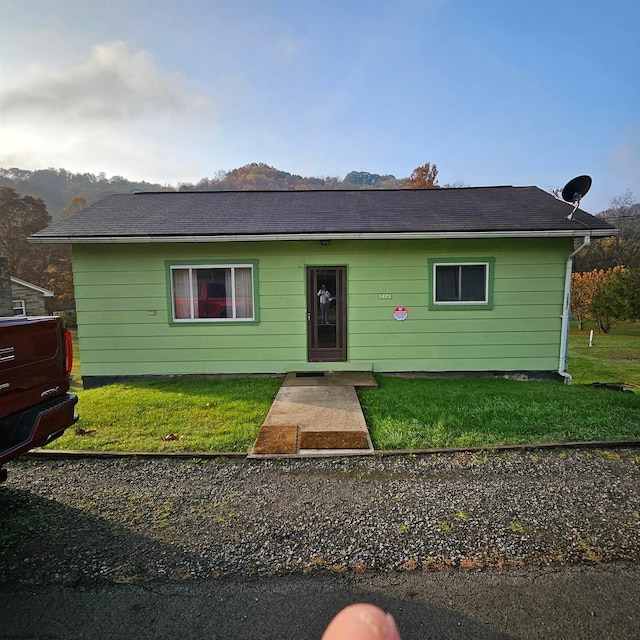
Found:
[571,191,640,332]
[0,162,443,220]
[571,266,640,333]
[0,186,74,311]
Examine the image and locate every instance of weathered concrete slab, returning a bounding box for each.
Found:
[250,383,374,458]
[262,385,367,432]
[283,371,378,388]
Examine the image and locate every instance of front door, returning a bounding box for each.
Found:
[307,266,347,362]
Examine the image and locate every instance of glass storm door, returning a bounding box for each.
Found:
[307,266,347,362]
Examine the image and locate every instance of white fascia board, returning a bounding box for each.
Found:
[29,228,617,244]
[10,276,55,296]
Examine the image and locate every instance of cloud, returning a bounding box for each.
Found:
[0,41,205,123]
[0,41,215,183]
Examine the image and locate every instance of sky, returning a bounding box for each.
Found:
[0,0,638,213]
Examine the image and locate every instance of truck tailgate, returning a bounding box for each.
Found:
[0,317,70,421]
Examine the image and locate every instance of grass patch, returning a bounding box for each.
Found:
[359,377,640,450]
[568,323,640,386]
[49,377,283,453]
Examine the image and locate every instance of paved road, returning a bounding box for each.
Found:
[2,564,639,639]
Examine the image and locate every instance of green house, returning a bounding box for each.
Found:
[32,187,614,388]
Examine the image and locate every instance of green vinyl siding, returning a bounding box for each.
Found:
[72,237,571,379]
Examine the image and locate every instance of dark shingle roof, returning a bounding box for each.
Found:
[31,187,615,243]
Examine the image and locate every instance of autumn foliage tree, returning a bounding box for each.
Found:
[43,195,87,310]
[571,269,605,330]
[0,187,51,284]
[59,195,88,219]
[571,266,638,332]
[590,268,640,331]
[405,162,440,189]
[43,247,75,312]
[0,188,80,312]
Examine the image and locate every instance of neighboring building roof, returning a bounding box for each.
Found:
[10,276,54,297]
[30,186,615,244]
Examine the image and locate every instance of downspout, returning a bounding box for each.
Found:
[558,235,591,383]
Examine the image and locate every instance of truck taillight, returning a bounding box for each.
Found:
[64,329,73,375]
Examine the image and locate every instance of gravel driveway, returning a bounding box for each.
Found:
[1,448,639,586]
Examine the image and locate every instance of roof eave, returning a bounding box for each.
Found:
[29,228,617,244]
[10,276,55,296]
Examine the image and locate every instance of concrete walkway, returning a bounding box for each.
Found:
[249,372,377,458]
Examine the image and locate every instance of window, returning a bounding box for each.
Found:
[13,300,26,316]
[170,265,255,322]
[429,259,493,308]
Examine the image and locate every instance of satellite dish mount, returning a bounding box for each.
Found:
[560,175,592,220]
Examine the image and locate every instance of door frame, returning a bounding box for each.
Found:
[306,266,347,362]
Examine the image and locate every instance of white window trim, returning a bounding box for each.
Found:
[13,299,26,316]
[170,264,255,322]
[432,261,490,306]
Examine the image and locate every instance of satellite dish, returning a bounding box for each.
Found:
[562,175,592,203]
[560,175,592,219]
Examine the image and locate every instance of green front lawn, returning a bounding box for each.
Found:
[50,326,639,453]
[359,376,639,450]
[361,324,639,450]
[52,377,283,453]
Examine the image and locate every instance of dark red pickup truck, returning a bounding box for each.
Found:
[0,316,78,480]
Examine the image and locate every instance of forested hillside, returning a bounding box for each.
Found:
[0,163,405,220]
[0,168,165,220]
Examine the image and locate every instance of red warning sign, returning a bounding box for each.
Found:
[393,306,408,321]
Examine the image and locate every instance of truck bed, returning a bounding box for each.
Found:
[1,316,78,474]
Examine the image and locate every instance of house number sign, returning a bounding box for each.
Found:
[393,306,408,321]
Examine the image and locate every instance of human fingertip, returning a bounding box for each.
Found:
[322,603,401,640]
[385,612,401,640]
